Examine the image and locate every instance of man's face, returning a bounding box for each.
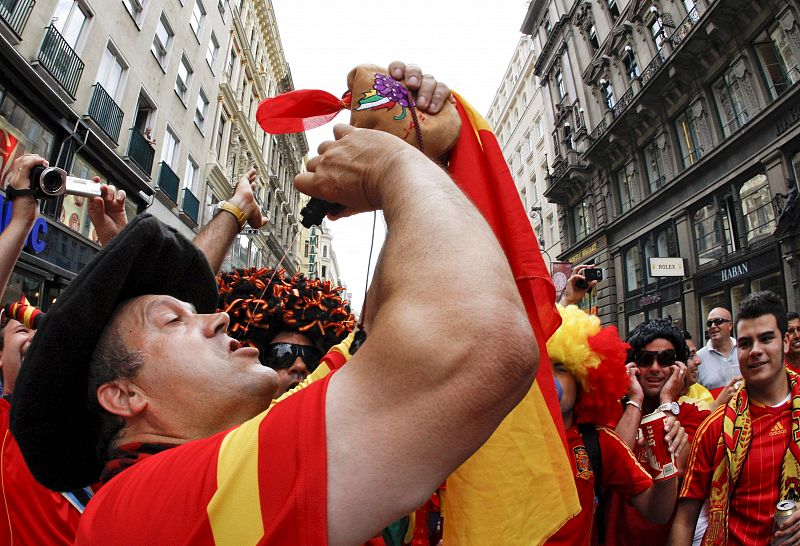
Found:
[706,308,733,344]
[786,318,800,360]
[737,314,787,392]
[553,362,577,421]
[636,338,676,400]
[266,331,318,397]
[0,319,35,394]
[685,339,701,386]
[113,295,278,436]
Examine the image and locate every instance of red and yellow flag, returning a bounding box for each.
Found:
[442,93,579,545]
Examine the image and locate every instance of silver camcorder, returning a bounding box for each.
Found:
[29,165,102,200]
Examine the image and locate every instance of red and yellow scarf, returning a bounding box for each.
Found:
[704,372,800,545]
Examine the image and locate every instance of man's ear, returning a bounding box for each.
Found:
[96,380,146,418]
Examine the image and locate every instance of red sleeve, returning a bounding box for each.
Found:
[678,401,712,443]
[598,427,653,497]
[680,406,723,500]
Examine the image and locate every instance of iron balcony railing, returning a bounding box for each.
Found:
[640,49,665,87]
[0,0,35,37]
[612,87,635,119]
[87,83,123,142]
[589,118,607,141]
[37,25,84,97]
[181,187,200,224]
[156,162,180,204]
[671,6,700,47]
[126,128,155,176]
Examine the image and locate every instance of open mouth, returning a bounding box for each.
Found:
[229,339,242,352]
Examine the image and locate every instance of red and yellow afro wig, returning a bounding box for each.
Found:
[547,305,630,426]
[217,268,356,356]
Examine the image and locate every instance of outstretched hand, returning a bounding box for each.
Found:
[229,167,268,228]
[87,180,128,246]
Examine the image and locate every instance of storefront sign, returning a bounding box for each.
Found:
[0,194,48,253]
[649,257,684,277]
[720,262,749,282]
[565,234,607,264]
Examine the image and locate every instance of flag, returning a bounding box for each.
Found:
[442,92,579,545]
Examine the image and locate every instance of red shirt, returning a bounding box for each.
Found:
[681,399,790,546]
[0,397,81,545]
[546,425,652,546]
[605,400,710,546]
[77,373,333,545]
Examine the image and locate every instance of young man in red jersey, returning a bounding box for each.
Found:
[669,291,800,546]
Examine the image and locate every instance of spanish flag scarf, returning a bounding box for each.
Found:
[704,372,800,545]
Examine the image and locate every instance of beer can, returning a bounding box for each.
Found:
[772,500,797,545]
[639,411,677,481]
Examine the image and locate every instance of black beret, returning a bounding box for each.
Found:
[10,214,217,491]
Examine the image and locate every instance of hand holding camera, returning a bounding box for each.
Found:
[6,154,101,202]
[558,264,603,306]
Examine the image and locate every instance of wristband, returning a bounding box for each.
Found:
[626,399,642,412]
[5,186,35,201]
[214,201,247,230]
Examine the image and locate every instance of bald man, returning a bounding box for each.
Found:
[696,307,738,391]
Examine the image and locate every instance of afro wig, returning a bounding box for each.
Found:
[626,317,689,364]
[217,268,356,360]
[547,305,630,426]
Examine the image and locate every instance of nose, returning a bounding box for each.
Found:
[204,311,230,336]
[289,358,309,376]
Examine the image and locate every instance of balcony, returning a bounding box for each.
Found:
[611,87,635,119]
[156,162,180,205]
[180,187,200,225]
[639,49,665,87]
[544,150,590,205]
[670,6,700,47]
[126,128,155,176]
[86,84,123,143]
[37,25,84,97]
[0,0,35,38]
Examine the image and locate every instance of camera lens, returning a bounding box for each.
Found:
[40,170,64,194]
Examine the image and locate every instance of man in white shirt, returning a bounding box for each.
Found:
[696,307,738,391]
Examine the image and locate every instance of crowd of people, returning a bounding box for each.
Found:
[0,63,799,546]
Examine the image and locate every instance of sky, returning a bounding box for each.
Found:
[270,0,530,313]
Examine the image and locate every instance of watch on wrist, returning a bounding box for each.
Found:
[656,402,680,416]
[214,201,247,230]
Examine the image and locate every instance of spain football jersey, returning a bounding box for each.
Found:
[681,399,791,545]
[546,425,652,546]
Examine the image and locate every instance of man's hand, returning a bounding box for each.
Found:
[7,154,44,224]
[559,264,598,306]
[388,61,453,114]
[228,167,267,228]
[663,417,689,472]
[295,125,420,220]
[626,362,645,406]
[710,375,743,411]
[660,361,687,405]
[774,509,800,545]
[87,179,128,246]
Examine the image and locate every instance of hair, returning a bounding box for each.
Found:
[683,330,693,341]
[788,311,800,322]
[547,305,630,426]
[626,318,689,364]
[736,290,788,336]
[87,321,144,460]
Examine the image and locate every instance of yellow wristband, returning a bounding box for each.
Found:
[217,201,247,230]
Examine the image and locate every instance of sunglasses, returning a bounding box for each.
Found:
[263,343,323,372]
[636,349,677,368]
[706,318,731,328]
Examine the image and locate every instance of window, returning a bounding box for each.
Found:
[323,245,328,258]
[616,166,639,213]
[644,229,670,284]
[602,80,616,109]
[520,187,528,210]
[205,184,219,224]
[52,0,88,49]
[563,123,573,150]
[161,127,179,169]
[96,45,126,100]
[321,265,328,278]
[544,19,552,37]
[623,52,640,81]
[206,32,220,69]
[588,25,600,52]
[675,105,704,168]
[650,17,665,51]
[572,197,594,241]
[175,55,193,102]
[625,245,642,291]
[555,71,566,100]
[194,88,209,129]
[226,48,237,80]
[754,24,799,100]
[738,173,776,243]
[607,0,620,21]
[183,155,198,190]
[122,0,146,23]
[643,140,666,192]
[0,93,56,159]
[215,112,226,158]
[190,0,205,37]
[547,213,556,245]
[536,117,545,139]
[304,240,309,258]
[151,14,173,67]
[713,66,750,137]
[693,201,735,266]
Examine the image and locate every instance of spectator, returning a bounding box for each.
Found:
[669,291,800,545]
[545,305,685,546]
[680,332,713,409]
[786,311,800,373]
[696,308,739,392]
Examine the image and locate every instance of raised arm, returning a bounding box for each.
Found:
[0,155,42,302]
[294,125,538,545]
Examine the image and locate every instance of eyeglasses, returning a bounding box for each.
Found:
[263,343,323,372]
[636,349,677,368]
[706,318,731,328]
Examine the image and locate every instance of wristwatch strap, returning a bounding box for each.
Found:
[5,186,35,201]
[217,201,247,230]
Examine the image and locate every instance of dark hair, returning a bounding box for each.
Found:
[626,318,689,363]
[736,291,788,336]
[683,330,693,341]
[88,323,144,461]
[788,311,800,322]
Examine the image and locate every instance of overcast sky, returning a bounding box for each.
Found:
[270,0,530,313]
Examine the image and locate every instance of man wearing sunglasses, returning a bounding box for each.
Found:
[606,318,711,546]
[696,308,739,394]
[786,311,800,373]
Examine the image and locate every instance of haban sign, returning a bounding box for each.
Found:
[720,262,749,282]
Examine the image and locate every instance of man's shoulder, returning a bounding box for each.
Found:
[694,405,725,440]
